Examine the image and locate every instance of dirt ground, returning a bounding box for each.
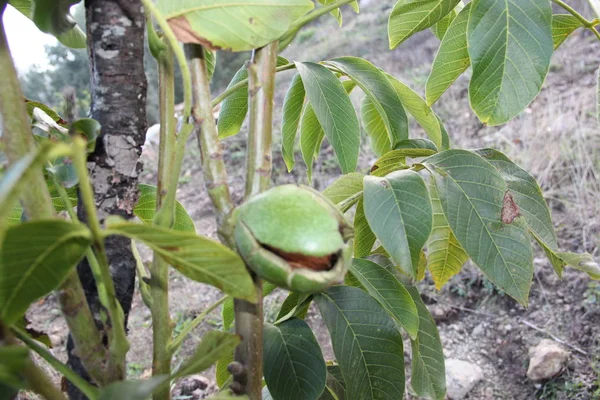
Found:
[22,2,600,399]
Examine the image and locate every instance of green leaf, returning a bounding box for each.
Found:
[296,62,360,174]
[299,104,325,182]
[327,57,408,148]
[385,74,448,150]
[431,2,463,39]
[318,0,342,25]
[322,172,364,212]
[551,14,582,49]
[349,258,419,339]
[275,292,311,323]
[9,1,86,48]
[281,73,306,172]
[0,220,92,324]
[175,331,240,378]
[158,0,314,51]
[395,138,439,152]
[215,351,234,388]
[205,49,217,81]
[319,365,346,400]
[363,170,433,278]
[426,178,468,289]
[555,252,599,280]
[467,0,553,126]
[134,184,196,232]
[0,143,71,227]
[25,99,67,125]
[105,221,256,302]
[315,286,405,400]
[370,151,408,178]
[99,376,170,400]
[263,319,326,400]
[423,150,534,306]
[71,118,101,152]
[353,198,376,258]
[30,0,79,36]
[388,0,461,49]
[8,182,79,226]
[222,282,276,331]
[361,96,391,157]
[0,346,29,390]
[217,66,249,139]
[407,286,446,400]
[425,3,471,106]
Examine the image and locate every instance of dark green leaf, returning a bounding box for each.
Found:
[105,221,256,302]
[468,0,553,125]
[218,67,249,139]
[158,0,313,51]
[327,57,408,148]
[70,118,101,152]
[353,198,376,258]
[275,292,311,323]
[0,220,91,324]
[281,73,306,171]
[30,0,79,36]
[361,96,391,157]
[424,150,534,305]
[395,138,439,152]
[299,104,325,182]
[175,331,240,378]
[363,170,433,278]
[315,286,405,400]
[426,178,468,289]
[425,3,471,106]
[99,376,170,400]
[407,286,446,400]
[296,62,360,174]
[0,346,29,390]
[319,365,346,400]
[263,319,326,400]
[349,258,419,339]
[388,0,461,48]
[134,184,195,232]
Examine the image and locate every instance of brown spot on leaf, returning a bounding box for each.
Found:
[264,244,338,271]
[501,191,521,224]
[167,16,222,50]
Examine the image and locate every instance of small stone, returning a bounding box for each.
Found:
[527,339,569,382]
[472,323,485,337]
[445,359,484,400]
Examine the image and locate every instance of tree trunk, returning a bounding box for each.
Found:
[67,1,147,398]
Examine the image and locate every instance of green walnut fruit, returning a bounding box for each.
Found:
[234,185,352,293]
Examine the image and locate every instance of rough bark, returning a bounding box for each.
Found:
[67,1,147,398]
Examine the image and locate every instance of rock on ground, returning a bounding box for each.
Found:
[526,339,570,382]
[445,359,484,400]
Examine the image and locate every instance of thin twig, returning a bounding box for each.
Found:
[521,319,588,355]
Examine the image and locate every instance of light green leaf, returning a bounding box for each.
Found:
[407,286,446,400]
[9,1,86,48]
[205,49,217,81]
[551,14,582,49]
[281,73,306,171]
[299,104,325,182]
[322,172,364,212]
[217,66,249,139]
[385,74,448,150]
[556,252,599,280]
[134,184,196,232]
[423,150,534,306]
[431,1,464,39]
[315,286,405,400]
[30,0,79,36]
[353,198,376,258]
[175,331,240,378]
[468,0,553,126]
[363,170,433,278]
[8,180,78,226]
[0,346,29,389]
[263,319,326,400]
[361,96,390,157]
[425,3,471,106]
[349,258,419,339]
[426,178,468,289]
[99,376,170,400]
[158,0,314,51]
[296,62,360,174]
[370,151,408,178]
[327,57,408,148]
[105,221,256,302]
[388,0,461,49]
[215,351,234,388]
[0,220,92,324]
